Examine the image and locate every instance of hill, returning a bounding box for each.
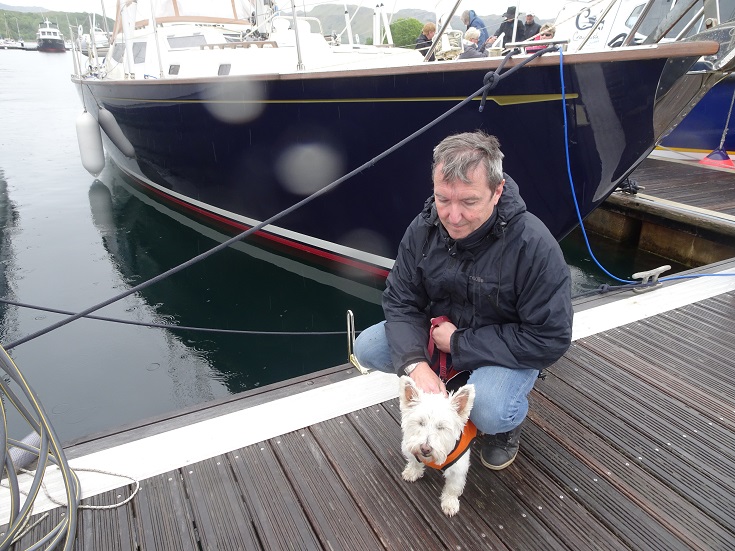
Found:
[0,3,47,13]
[0,8,113,41]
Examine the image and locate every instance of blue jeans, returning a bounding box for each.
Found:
[354,321,539,435]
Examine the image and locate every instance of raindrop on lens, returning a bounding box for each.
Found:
[275,143,344,196]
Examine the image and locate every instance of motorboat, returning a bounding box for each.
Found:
[36,18,65,53]
[70,0,735,277]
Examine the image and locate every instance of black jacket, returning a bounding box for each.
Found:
[383,175,573,374]
[523,21,541,40]
[493,19,523,46]
[415,33,435,61]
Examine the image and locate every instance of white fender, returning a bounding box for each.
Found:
[97,108,135,158]
[76,111,105,176]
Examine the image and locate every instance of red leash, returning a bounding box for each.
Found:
[428,316,452,381]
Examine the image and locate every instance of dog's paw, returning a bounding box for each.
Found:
[441,495,460,516]
[402,461,424,482]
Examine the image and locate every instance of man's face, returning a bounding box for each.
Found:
[526,15,534,23]
[433,163,504,240]
[427,30,436,40]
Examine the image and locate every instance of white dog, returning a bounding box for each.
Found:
[398,375,476,516]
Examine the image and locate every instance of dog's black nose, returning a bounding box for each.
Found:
[420,444,432,456]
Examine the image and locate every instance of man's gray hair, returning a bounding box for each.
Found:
[432,131,504,191]
[461,10,470,24]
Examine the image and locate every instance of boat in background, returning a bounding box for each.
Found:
[70,0,735,277]
[654,73,735,161]
[36,18,65,53]
[549,0,735,163]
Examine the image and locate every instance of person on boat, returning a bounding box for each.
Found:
[522,12,541,41]
[460,9,489,47]
[488,6,523,47]
[415,22,436,61]
[457,28,489,59]
[525,24,555,53]
[353,131,573,471]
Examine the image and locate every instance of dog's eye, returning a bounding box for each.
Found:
[436,424,446,431]
[419,420,426,427]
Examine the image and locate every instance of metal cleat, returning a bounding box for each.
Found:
[347,310,370,374]
[632,265,671,292]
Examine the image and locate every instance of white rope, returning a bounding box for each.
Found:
[2,466,141,510]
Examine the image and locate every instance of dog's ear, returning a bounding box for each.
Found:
[398,376,420,410]
[451,384,475,422]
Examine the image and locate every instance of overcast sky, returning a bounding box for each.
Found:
[5,1,565,20]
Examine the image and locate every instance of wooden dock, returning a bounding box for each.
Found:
[587,157,735,266]
[2,256,731,550]
[632,157,735,216]
[2,158,735,550]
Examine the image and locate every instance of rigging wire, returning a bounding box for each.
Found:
[0,298,348,336]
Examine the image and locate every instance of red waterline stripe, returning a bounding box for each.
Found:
[138,180,391,278]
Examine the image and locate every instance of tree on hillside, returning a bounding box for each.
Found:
[389,17,423,48]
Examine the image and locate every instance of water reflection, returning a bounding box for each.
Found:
[89,163,385,393]
[0,171,19,344]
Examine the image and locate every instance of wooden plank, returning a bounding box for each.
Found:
[229,442,322,550]
[8,507,71,551]
[75,490,134,551]
[577,334,735,426]
[539,355,735,534]
[631,159,735,215]
[493,451,630,551]
[521,411,717,550]
[271,428,384,550]
[132,471,200,550]
[528,391,733,549]
[584,322,735,412]
[182,455,261,549]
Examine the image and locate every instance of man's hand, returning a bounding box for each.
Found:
[410,362,446,396]
[431,319,456,353]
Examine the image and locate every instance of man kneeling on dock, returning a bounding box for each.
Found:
[354,131,573,469]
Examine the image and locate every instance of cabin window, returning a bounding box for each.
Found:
[169,65,180,75]
[625,5,644,28]
[133,42,146,63]
[167,35,207,48]
[111,43,125,62]
[218,64,231,76]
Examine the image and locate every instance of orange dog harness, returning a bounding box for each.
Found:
[422,420,478,471]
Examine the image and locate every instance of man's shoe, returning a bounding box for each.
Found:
[480,424,523,470]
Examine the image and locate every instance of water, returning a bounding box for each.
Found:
[0,50,684,444]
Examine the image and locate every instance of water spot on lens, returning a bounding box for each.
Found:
[275,143,344,196]
[202,80,265,124]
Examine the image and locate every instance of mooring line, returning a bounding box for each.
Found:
[0,298,347,336]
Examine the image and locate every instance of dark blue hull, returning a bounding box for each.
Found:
[75,50,707,275]
[37,38,65,52]
[659,74,735,155]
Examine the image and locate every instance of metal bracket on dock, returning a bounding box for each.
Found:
[347,310,370,374]
[631,265,671,292]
